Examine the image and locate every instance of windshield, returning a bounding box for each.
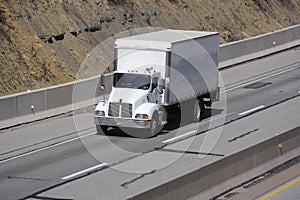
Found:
[113,73,151,90]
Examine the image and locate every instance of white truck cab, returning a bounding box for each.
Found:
[95,69,166,137]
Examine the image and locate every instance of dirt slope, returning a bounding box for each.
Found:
[0,0,299,96]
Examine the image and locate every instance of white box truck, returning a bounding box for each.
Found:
[94,29,220,138]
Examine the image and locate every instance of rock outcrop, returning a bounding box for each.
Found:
[0,0,299,95]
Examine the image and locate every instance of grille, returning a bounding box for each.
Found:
[121,103,132,118]
[108,103,120,117]
[108,103,132,118]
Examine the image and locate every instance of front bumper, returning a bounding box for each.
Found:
[94,116,151,129]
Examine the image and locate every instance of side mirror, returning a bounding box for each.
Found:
[158,78,165,90]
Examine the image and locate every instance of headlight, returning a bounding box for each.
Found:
[94,110,105,117]
[135,114,149,119]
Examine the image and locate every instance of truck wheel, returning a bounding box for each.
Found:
[146,113,159,138]
[96,125,108,135]
[192,99,204,122]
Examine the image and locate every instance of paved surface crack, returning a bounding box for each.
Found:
[8,176,50,182]
[34,196,72,200]
[155,148,225,157]
[121,170,156,189]
[228,129,259,143]
[244,82,271,89]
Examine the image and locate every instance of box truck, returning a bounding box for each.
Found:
[94,29,220,138]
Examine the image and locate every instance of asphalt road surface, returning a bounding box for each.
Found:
[0,47,299,199]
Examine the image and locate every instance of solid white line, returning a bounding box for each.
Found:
[62,163,107,180]
[162,130,197,144]
[0,132,95,165]
[238,105,265,116]
[222,65,299,93]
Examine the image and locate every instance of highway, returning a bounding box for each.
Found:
[0,47,299,199]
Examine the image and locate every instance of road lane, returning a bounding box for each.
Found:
[216,158,300,200]
[259,177,300,200]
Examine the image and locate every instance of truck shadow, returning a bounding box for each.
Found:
[162,108,224,133]
[101,108,224,138]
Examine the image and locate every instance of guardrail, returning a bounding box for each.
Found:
[130,126,300,200]
[0,25,299,129]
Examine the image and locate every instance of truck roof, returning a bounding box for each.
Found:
[115,29,218,51]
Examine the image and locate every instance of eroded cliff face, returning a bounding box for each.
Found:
[0,0,299,95]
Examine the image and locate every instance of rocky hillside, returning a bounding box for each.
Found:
[0,0,299,96]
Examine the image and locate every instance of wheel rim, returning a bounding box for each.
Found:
[151,117,158,134]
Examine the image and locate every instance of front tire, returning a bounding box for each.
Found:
[149,114,159,136]
[139,113,160,138]
[126,115,159,138]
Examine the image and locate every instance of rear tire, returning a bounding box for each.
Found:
[96,125,108,135]
[192,99,204,122]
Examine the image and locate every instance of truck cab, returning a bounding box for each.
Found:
[94,69,165,137]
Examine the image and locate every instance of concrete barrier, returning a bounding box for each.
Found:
[219,24,300,68]
[0,25,299,129]
[129,126,300,200]
[0,74,113,129]
[46,84,73,110]
[16,90,47,119]
[0,96,17,121]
